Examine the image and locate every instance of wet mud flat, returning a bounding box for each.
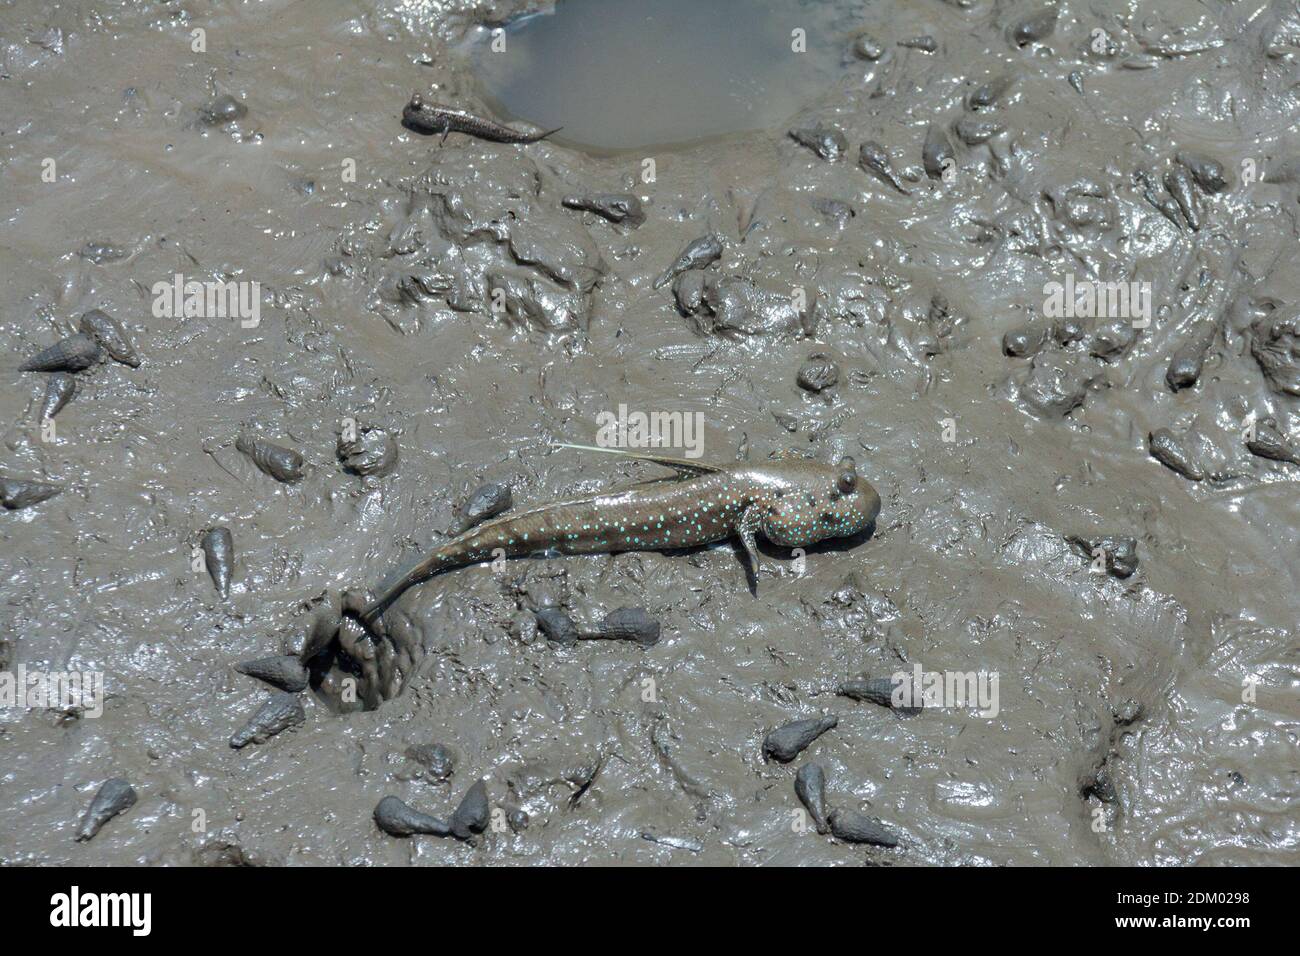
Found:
[2,0,1298,865]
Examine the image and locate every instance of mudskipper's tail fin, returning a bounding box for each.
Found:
[361,551,447,622]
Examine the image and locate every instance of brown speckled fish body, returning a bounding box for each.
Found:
[362,447,880,620]
[402,94,559,144]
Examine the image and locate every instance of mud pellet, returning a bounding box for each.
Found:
[1246,418,1300,465]
[0,477,62,511]
[200,526,234,599]
[828,808,899,847]
[594,606,661,646]
[337,425,398,477]
[1163,166,1200,230]
[1134,168,1184,228]
[839,676,923,714]
[763,714,838,763]
[75,778,137,842]
[507,808,529,833]
[794,763,830,834]
[1148,428,1204,481]
[235,655,309,693]
[672,270,707,316]
[898,35,937,53]
[1166,324,1217,390]
[300,601,343,661]
[922,124,955,180]
[653,234,723,290]
[450,779,490,839]
[19,333,102,373]
[852,34,884,61]
[1067,534,1139,578]
[774,414,799,435]
[201,93,247,125]
[374,795,451,837]
[789,125,848,162]
[1002,326,1041,357]
[1053,317,1087,346]
[839,676,894,707]
[536,608,579,645]
[561,193,645,228]
[456,481,512,532]
[796,353,840,393]
[236,434,304,483]
[78,309,140,367]
[1009,8,1058,46]
[1090,321,1136,361]
[1176,151,1229,194]
[966,76,1013,109]
[40,373,76,420]
[229,691,305,749]
[405,743,455,781]
[858,141,911,195]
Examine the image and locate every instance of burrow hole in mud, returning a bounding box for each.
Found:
[305,612,403,714]
[466,0,850,153]
[305,639,370,714]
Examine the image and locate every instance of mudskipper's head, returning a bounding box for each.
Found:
[761,456,881,547]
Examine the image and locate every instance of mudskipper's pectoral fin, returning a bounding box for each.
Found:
[735,505,777,596]
[553,442,726,480]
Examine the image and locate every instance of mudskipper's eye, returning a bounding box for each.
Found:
[835,455,857,494]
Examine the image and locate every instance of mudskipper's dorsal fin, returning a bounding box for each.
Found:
[553,443,725,479]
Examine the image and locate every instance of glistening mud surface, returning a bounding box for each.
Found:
[2,0,1298,865]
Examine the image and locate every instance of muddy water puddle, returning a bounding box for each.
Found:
[469,0,849,152]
